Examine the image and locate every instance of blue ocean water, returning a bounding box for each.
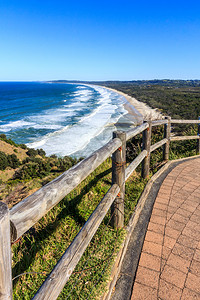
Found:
[0,82,134,157]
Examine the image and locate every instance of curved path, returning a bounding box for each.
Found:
[131,158,200,299]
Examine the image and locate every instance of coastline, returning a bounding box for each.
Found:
[101,86,163,124]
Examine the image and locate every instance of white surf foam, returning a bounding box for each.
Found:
[0,120,34,132]
[27,85,129,157]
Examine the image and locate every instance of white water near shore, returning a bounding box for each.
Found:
[27,84,163,157]
[26,85,130,157]
[0,82,162,158]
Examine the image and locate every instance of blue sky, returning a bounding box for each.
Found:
[0,0,200,81]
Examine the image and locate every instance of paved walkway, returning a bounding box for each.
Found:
[131,158,200,300]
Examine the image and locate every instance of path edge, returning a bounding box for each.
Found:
[101,155,200,300]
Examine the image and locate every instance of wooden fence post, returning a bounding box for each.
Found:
[197,116,200,155]
[163,116,171,161]
[0,202,12,300]
[111,131,126,229]
[141,121,152,179]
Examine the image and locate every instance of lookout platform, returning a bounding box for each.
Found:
[111,157,200,300]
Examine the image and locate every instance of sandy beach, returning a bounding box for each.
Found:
[103,86,163,125]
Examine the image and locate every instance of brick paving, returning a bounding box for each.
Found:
[131,159,200,300]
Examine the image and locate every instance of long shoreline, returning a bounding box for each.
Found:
[49,81,163,124]
[101,85,163,124]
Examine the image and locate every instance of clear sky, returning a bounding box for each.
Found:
[0,0,200,81]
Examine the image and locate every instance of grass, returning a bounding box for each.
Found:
[12,158,147,299]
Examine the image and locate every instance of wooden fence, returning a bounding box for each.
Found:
[1,117,200,299]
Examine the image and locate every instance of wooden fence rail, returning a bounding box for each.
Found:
[1,117,200,299]
[10,137,122,242]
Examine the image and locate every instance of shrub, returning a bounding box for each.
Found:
[14,160,51,180]
[19,144,27,150]
[0,134,18,147]
[0,134,7,140]
[50,154,57,159]
[0,151,8,170]
[26,148,38,158]
[37,148,46,157]
[7,154,20,169]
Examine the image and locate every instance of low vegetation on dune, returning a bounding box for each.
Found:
[0,134,80,207]
[1,80,200,298]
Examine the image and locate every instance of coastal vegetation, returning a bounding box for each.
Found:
[100,80,200,161]
[0,136,79,207]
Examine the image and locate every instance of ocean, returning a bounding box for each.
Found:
[0,82,136,157]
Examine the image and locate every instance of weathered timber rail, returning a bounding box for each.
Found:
[1,117,200,299]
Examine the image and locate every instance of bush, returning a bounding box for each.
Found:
[50,154,57,159]
[14,160,51,180]
[0,151,8,170]
[19,144,27,150]
[0,134,7,140]
[0,134,18,147]
[37,148,46,157]
[7,154,20,169]
[56,156,77,171]
[26,148,38,158]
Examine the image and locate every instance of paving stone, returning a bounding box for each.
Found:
[189,260,200,276]
[166,253,190,273]
[194,249,200,262]
[153,202,168,211]
[165,226,180,239]
[150,214,166,225]
[160,259,166,272]
[172,243,195,260]
[162,246,171,260]
[131,282,157,300]
[171,213,189,224]
[194,209,200,216]
[163,236,176,249]
[161,265,186,289]
[182,227,200,240]
[152,208,167,218]
[166,212,173,221]
[145,230,163,245]
[158,279,182,300]
[190,214,200,223]
[147,222,165,235]
[139,252,161,272]
[176,208,193,218]
[168,201,181,209]
[197,241,200,249]
[142,240,162,257]
[181,203,197,213]
[185,273,200,294]
[177,234,198,249]
[167,206,178,214]
[167,219,186,231]
[135,266,159,289]
[186,220,200,232]
[156,197,170,205]
[157,192,170,200]
[181,288,200,300]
